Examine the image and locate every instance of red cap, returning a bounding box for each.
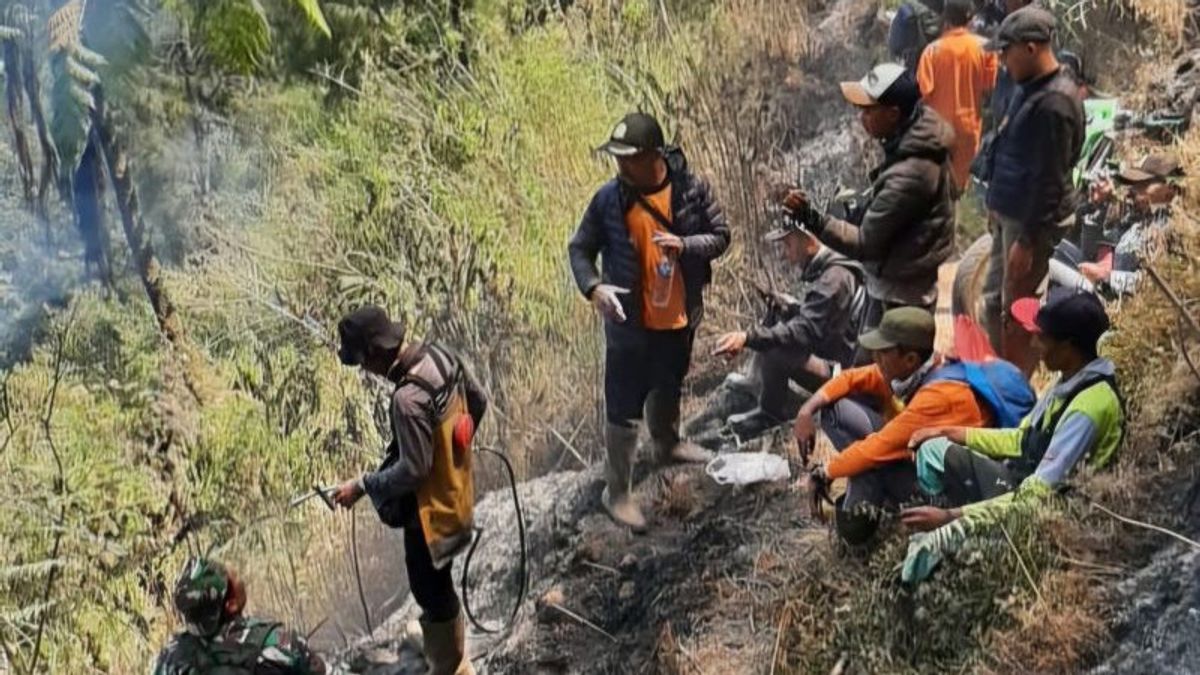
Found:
[1010,297,1042,334]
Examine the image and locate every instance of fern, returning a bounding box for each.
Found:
[0,558,66,582]
[200,0,273,75]
[293,0,332,38]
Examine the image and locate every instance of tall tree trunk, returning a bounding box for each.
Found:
[73,128,111,285]
[90,86,183,344]
[449,0,471,69]
[3,39,34,210]
[22,43,60,225]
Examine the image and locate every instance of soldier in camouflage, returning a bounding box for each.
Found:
[153,557,326,675]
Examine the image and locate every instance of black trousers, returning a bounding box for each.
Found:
[755,347,832,420]
[820,396,918,511]
[397,496,460,622]
[941,443,1017,507]
[604,324,694,426]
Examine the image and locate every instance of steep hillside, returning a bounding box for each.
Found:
[326,2,1200,674]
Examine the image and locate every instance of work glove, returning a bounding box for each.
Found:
[901,519,967,584]
[590,284,630,323]
[781,189,825,234]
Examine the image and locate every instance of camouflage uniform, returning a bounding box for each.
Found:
[153,558,325,675]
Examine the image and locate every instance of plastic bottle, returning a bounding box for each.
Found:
[651,252,676,308]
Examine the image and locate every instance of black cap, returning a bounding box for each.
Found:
[877,71,922,118]
[986,6,1056,51]
[1011,290,1110,354]
[764,210,815,242]
[597,112,665,157]
[337,305,406,366]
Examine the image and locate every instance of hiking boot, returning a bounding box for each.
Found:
[723,371,758,399]
[727,407,786,440]
[646,389,713,465]
[602,486,648,532]
[603,423,647,532]
[420,611,475,675]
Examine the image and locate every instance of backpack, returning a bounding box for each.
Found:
[929,359,1037,429]
[910,0,945,48]
[155,619,281,675]
[893,0,945,72]
[1010,370,1125,480]
[826,257,869,339]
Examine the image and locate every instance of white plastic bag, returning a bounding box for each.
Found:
[705,453,791,486]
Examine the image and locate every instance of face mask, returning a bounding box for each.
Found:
[891,355,937,401]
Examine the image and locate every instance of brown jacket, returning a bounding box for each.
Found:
[818,104,957,307]
[364,344,487,567]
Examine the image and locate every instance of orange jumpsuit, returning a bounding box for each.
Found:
[917,27,999,192]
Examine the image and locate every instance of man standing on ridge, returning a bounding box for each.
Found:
[154,557,326,674]
[569,112,730,532]
[918,0,999,193]
[712,214,863,439]
[330,305,488,675]
[978,7,1084,375]
[783,63,956,358]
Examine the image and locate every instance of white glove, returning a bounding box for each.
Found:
[590,285,629,323]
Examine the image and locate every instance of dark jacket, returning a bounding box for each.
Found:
[746,247,862,367]
[818,105,956,306]
[888,0,944,73]
[985,67,1084,236]
[568,148,730,329]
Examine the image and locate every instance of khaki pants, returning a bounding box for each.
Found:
[982,212,1059,376]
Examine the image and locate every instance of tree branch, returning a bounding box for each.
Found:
[26,308,75,675]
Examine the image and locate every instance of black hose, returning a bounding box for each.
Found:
[460,446,528,634]
[350,508,374,634]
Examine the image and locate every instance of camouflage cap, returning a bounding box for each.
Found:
[173,557,231,637]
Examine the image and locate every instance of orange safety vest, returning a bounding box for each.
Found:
[405,346,476,570]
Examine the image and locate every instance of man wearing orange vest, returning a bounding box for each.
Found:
[917,0,999,192]
[332,305,487,675]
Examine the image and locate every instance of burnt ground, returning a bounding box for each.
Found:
[484,453,826,674]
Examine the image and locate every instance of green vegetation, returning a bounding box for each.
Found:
[0,0,803,670]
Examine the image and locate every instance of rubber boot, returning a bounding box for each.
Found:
[420,611,475,675]
[602,423,647,532]
[646,389,713,465]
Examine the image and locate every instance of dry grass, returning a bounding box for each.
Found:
[1127,0,1190,42]
[655,471,701,520]
[984,569,1111,674]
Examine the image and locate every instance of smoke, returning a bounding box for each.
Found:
[0,199,82,367]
